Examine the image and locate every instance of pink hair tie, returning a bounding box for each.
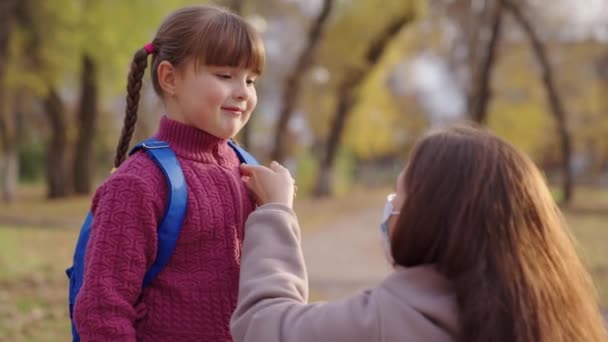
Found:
[144,43,156,54]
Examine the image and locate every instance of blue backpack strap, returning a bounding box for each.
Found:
[129,138,188,287]
[228,139,259,165]
[67,213,94,342]
[67,138,187,341]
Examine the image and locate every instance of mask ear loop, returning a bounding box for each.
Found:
[382,193,399,222]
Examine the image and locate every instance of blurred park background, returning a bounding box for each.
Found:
[0,0,607,340]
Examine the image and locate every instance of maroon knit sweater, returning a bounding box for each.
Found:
[73,116,254,341]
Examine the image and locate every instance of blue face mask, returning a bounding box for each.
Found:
[380,221,393,264]
[380,193,399,264]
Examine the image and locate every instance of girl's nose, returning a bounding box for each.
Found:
[232,82,249,101]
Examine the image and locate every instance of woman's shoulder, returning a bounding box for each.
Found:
[382,265,453,295]
[374,265,459,339]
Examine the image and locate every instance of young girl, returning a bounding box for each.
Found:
[233,125,608,342]
[73,5,264,341]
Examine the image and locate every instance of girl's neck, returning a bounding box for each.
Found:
[153,116,233,165]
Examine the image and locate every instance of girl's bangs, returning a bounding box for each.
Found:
[192,14,265,74]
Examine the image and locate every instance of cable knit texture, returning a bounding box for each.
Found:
[73,116,254,341]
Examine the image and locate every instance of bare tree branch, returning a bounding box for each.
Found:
[271,0,335,163]
[501,0,573,204]
[470,1,504,123]
[314,11,416,197]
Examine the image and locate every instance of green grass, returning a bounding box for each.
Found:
[0,185,606,340]
[0,225,76,341]
[569,213,608,304]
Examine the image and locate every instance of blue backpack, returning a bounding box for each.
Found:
[66,137,258,342]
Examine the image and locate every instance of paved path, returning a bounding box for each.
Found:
[301,207,391,300]
[301,207,608,328]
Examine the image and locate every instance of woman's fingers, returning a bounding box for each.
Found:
[269,161,280,171]
[240,164,267,177]
[243,175,263,205]
[269,161,291,176]
[240,161,296,208]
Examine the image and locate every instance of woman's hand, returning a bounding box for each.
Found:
[240,161,296,209]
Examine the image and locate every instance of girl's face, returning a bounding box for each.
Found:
[168,61,258,139]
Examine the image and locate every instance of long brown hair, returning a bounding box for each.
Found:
[391,124,607,342]
[114,5,265,168]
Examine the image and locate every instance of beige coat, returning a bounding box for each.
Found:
[231,204,460,342]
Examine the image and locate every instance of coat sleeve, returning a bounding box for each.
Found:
[230,204,380,342]
[73,173,163,341]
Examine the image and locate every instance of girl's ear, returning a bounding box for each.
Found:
[158,60,178,97]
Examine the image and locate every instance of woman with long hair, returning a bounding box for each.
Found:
[232,124,607,342]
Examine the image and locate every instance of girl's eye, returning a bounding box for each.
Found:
[217,74,232,79]
[247,79,256,85]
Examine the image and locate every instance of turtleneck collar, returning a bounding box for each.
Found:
[153,116,235,166]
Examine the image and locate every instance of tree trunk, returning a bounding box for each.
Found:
[313,13,415,197]
[502,0,573,204]
[44,87,70,199]
[597,54,608,174]
[271,0,334,163]
[469,2,503,124]
[0,0,18,203]
[314,70,362,197]
[0,110,18,203]
[73,53,98,194]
